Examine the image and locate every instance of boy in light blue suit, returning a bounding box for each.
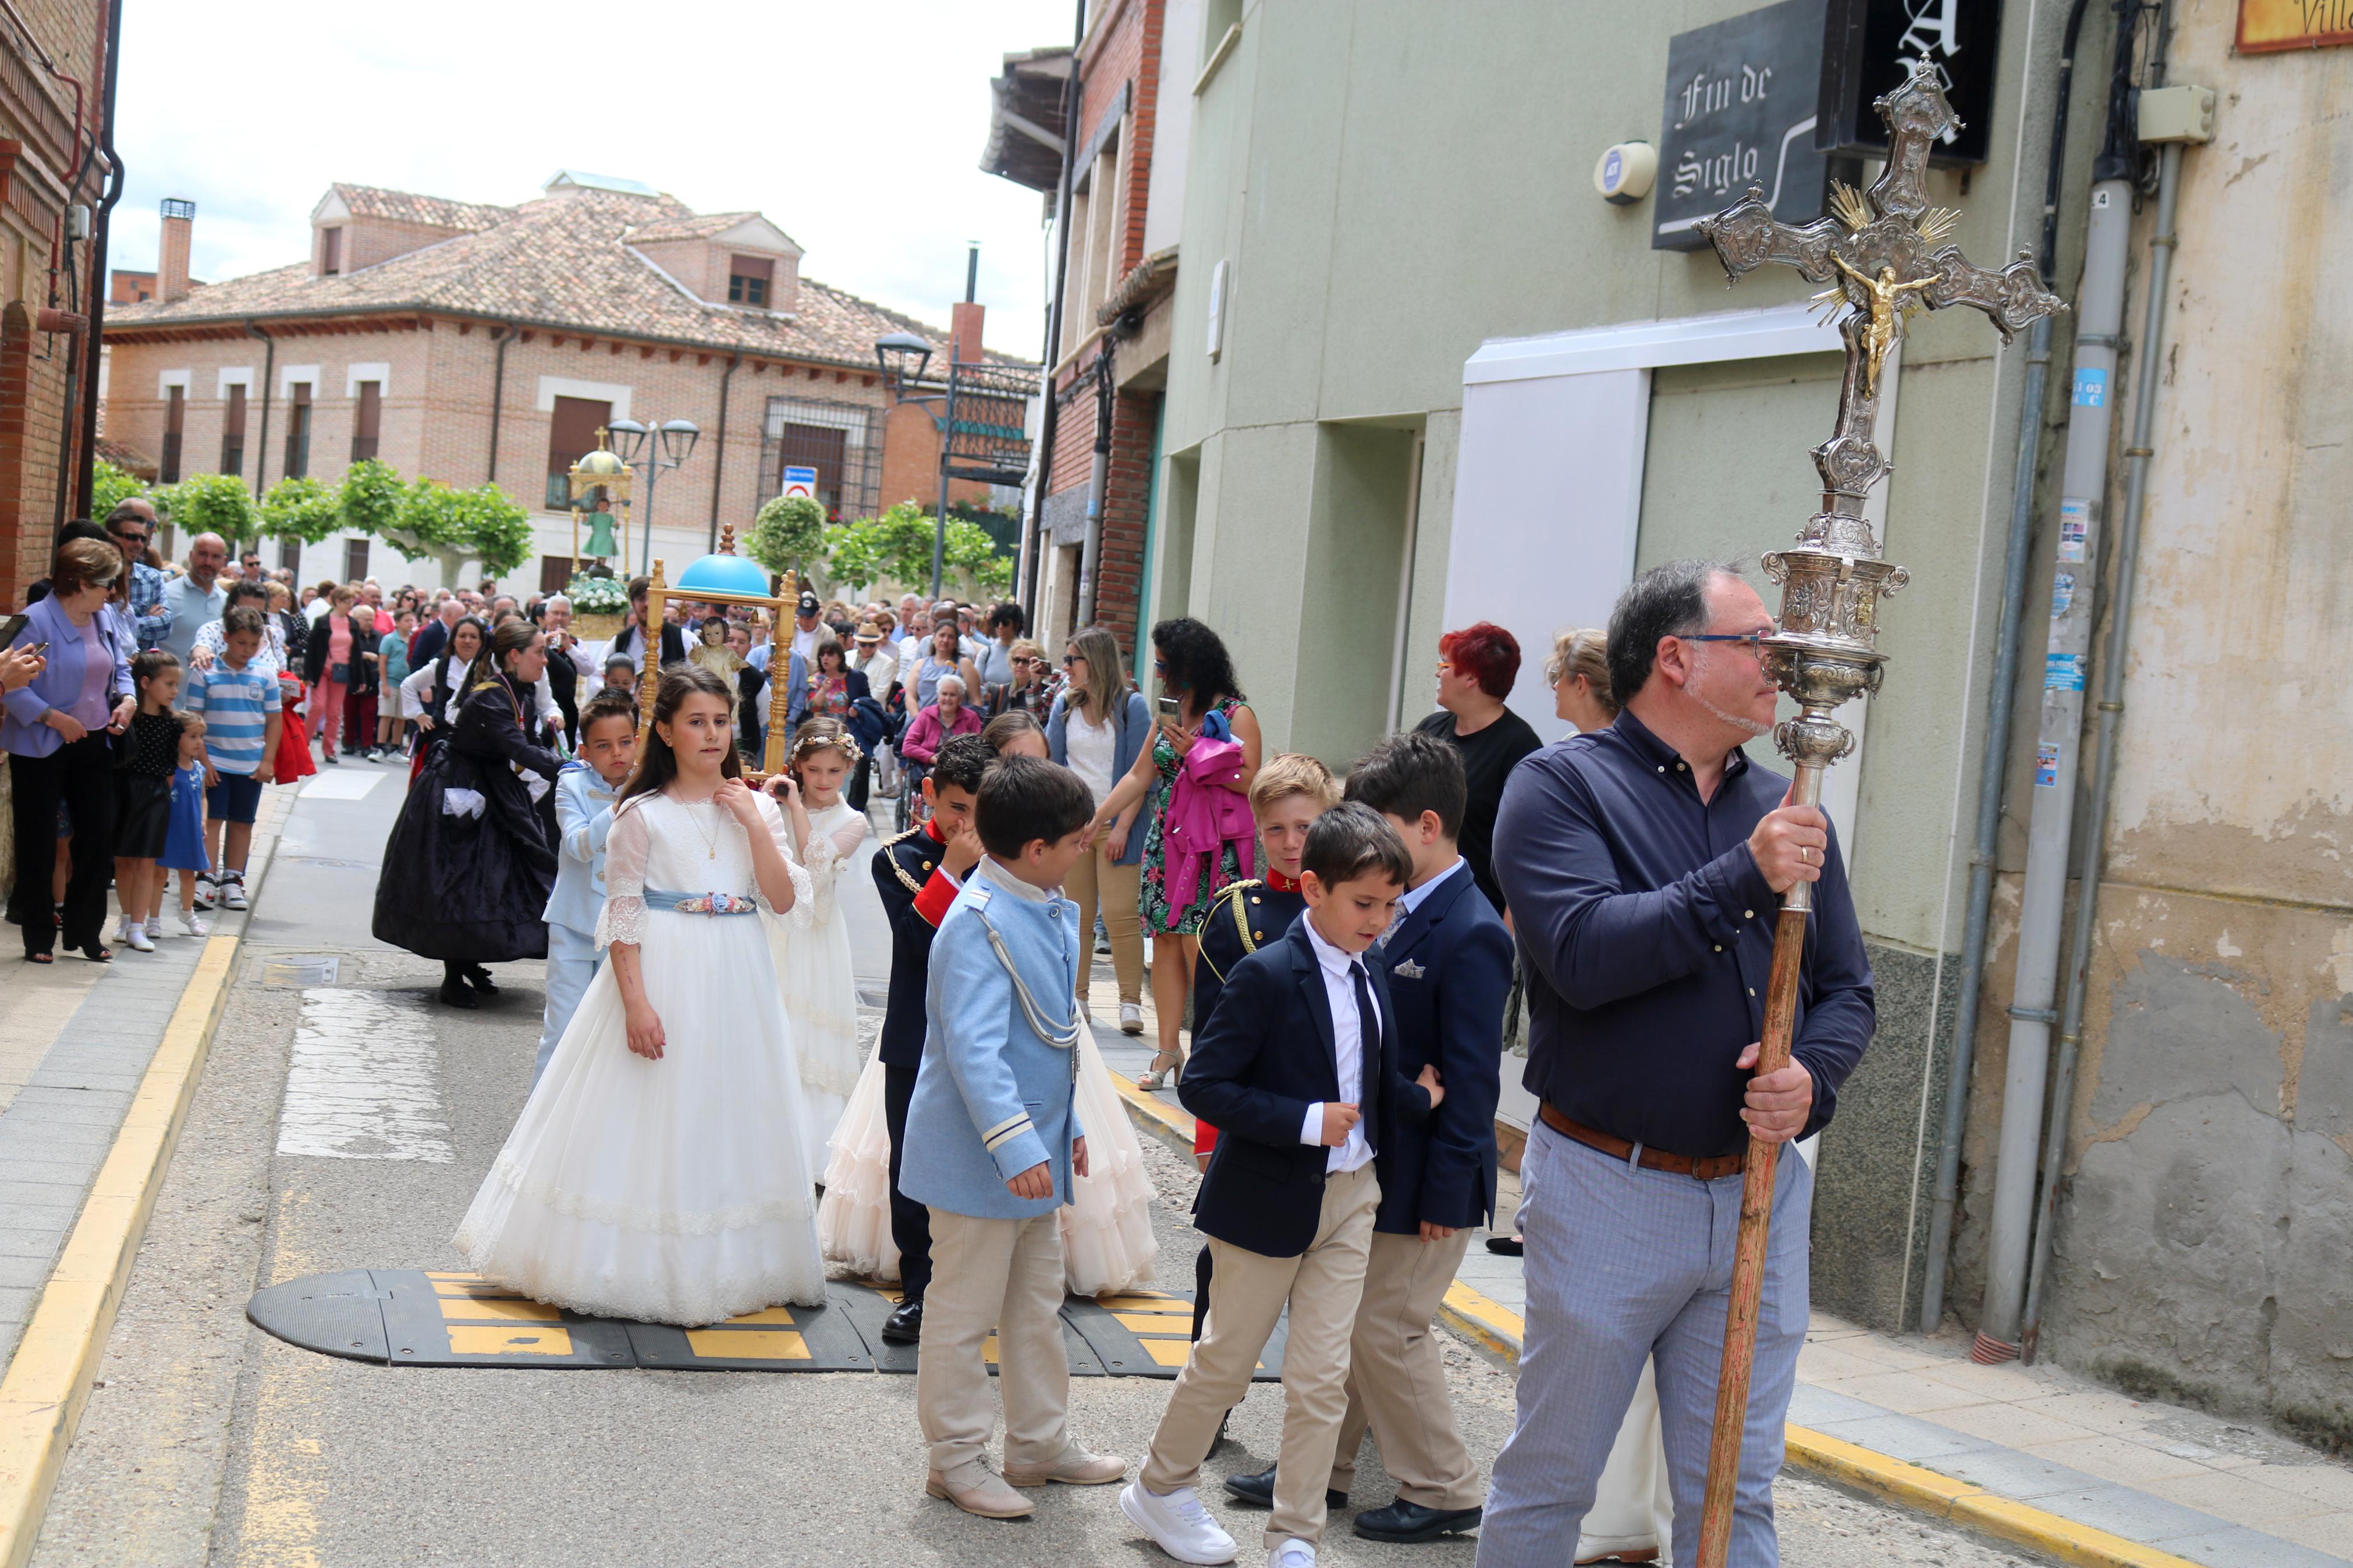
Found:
[535,692,637,1086]
[902,756,1128,1519]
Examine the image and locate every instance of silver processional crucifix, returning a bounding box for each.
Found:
[1682,58,2067,1568]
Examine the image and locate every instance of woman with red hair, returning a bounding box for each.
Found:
[1415,621,1541,916]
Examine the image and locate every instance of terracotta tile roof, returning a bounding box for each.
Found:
[331,182,513,232]
[109,186,1030,372]
[628,211,766,243]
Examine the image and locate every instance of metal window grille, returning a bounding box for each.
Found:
[757,396,879,520]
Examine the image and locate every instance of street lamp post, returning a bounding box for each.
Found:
[605,417,702,578]
[874,329,953,599]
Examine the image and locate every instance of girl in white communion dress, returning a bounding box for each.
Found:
[762,719,871,1183]
[454,667,825,1325]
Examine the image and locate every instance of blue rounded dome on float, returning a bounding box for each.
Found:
[675,553,773,598]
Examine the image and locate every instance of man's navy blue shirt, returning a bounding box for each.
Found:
[1492,708,1875,1158]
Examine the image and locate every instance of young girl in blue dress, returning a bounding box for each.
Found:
[161,713,212,937]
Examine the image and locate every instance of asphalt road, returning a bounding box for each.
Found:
[32,763,2047,1567]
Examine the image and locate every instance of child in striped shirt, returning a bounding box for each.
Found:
[184,606,280,913]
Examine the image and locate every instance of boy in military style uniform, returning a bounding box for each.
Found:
[904,755,1128,1518]
[869,733,995,1344]
[1190,755,1343,1350]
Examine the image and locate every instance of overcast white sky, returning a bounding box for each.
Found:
[108,0,1077,358]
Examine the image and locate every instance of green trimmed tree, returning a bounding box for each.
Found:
[258,475,343,548]
[374,478,533,582]
[745,493,831,587]
[90,458,148,521]
[336,458,404,540]
[824,500,937,597]
[154,472,258,548]
[942,517,1014,598]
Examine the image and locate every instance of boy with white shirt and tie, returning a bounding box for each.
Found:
[534,691,637,1086]
[1126,805,1446,1568]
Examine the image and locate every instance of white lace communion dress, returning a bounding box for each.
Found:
[768,795,869,1181]
[453,788,826,1325]
[817,1029,1158,1298]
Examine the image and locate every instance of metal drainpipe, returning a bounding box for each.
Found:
[1919,0,2095,1334]
[245,322,274,501]
[1976,0,2173,1363]
[1021,0,1087,612]
[1075,343,1112,626]
[485,323,512,485]
[2023,27,2184,1367]
[706,354,739,553]
[69,0,122,521]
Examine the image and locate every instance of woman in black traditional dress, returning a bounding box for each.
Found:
[372,617,560,1009]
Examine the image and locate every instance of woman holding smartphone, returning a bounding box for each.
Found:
[1084,617,1259,1089]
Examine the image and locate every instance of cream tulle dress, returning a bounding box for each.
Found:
[453,789,827,1325]
[769,795,869,1181]
[818,1030,1159,1298]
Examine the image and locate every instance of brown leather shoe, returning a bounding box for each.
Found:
[1005,1446,1128,1487]
[926,1462,1035,1519]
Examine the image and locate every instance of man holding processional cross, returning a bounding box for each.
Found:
[1476,62,2064,1567]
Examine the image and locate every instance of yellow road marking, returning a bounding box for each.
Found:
[684,1329,811,1361]
[435,1297,561,1323]
[446,1326,574,1356]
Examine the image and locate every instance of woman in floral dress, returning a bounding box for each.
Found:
[1085,617,1261,1089]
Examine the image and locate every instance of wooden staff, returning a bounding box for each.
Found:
[1694,765,1819,1567]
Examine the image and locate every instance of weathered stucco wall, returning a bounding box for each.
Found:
[1952,6,2353,1443]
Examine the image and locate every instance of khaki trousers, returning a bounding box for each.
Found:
[1329,1227,1482,1509]
[1062,837,1144,1006]
[917,1208,1070,1475]
[1142,1164,1379,1549]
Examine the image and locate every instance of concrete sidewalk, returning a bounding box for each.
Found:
[0,785,295,1378]
[1095,981,2353,1568]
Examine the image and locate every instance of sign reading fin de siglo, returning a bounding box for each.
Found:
[780,465,818,500]
[1653,0,1832,251]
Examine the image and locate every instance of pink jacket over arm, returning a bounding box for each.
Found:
[1163,734,1255,909]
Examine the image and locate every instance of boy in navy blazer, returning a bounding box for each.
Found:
[1126,806,1444,1567]
[1333,730,1511,1543]
[904,756,1128,1519]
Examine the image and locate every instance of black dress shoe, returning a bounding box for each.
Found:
[880,1297,924,1344]
[464,964,499,994]
[1223,1466,1345,1511]
[1353,1499,1484,1542]
[1484,1235,1523,1257]
[439,979,480,1009]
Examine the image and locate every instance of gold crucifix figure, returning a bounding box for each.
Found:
[1832,255,1942,397]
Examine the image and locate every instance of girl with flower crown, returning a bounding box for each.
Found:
[761,718,871,1179]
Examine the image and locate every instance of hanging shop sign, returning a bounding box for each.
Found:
[1817,0,2001,165]
[2237,0,2353,52]
[1653,0,1832,251]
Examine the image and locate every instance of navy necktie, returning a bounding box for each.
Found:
[1350,961,1378,1149]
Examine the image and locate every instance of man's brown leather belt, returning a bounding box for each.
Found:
[1539,1103,1745,1180]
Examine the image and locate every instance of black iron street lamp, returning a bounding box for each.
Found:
[606,417,702,575]
[874,330,956,598]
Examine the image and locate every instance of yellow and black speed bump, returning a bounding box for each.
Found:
[247,1270,1282,1380]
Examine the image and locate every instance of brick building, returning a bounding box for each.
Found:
[986,0,1199,665]
[0,0,116,610]
[101,171,1020,593]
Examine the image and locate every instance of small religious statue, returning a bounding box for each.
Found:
[1830,254,1942,397]
[687,613,743,684]
[581,496,620,563]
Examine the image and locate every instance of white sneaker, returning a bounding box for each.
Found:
[193,872,217,910]
[1121,1480,1237,1565]
[220,873,249,912]
[1268,1541,1317,1568]
[1120,1001,1145,1036]
[178,911,209,938]
[123,925,155,953]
